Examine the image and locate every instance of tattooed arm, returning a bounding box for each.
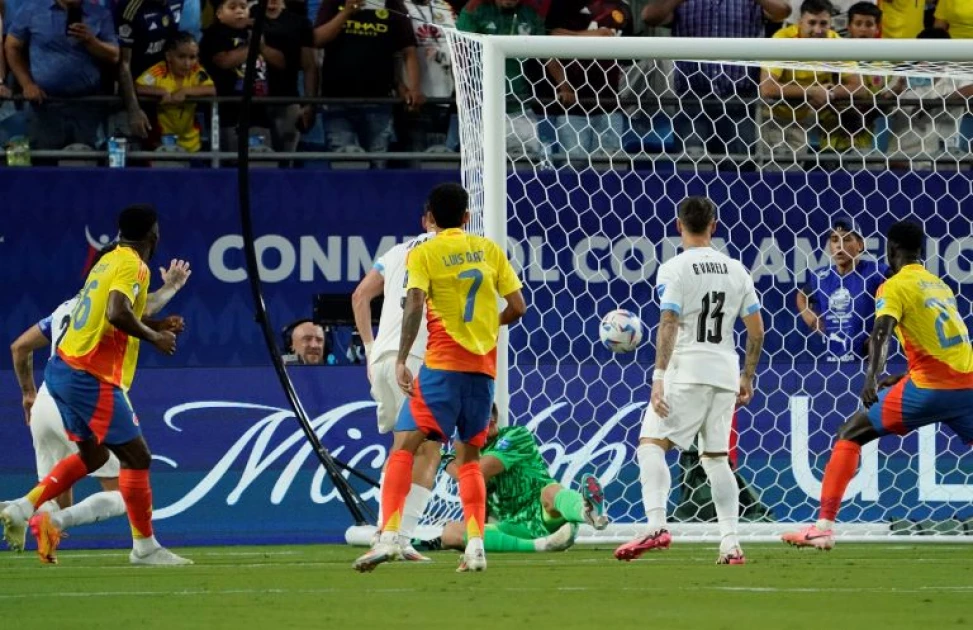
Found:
[739,310,765,406]
[395,288,426,396]
[649,309,680,419]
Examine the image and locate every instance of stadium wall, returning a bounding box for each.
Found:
[1,169,971,546]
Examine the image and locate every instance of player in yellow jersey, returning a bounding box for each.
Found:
[0,205,192,566]
[783,221,973,550]
[354,183,527,573]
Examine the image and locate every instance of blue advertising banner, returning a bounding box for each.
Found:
[0,362,969,549]
[3,168,972,369]
[1,168,972,548]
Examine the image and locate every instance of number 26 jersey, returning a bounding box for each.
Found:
[656,246,761,392]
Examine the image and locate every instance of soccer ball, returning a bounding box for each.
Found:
[598,309,643,354]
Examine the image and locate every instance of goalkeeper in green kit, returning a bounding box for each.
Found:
[420,404,609,553]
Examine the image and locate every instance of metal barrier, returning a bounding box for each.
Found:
[1,94,970,168]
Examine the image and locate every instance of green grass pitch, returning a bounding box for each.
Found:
[1,544,971,629]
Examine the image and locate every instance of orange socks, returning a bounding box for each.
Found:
[119,469,154,540]
[458,462,486,540]
[380,451,414,533]
[819,440,862,522]
[26,454,89,509]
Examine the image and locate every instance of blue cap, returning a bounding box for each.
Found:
[830,214,861,238]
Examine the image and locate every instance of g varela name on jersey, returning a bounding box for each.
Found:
[692,262,729,275]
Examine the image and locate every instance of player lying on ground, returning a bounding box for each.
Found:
[352,210,439,562]
[1,250,190,563]
[417,403,606,554]
[1,205,192,566]
[783,220,973,550]
[353,183,526,573]
[614,196,764,565]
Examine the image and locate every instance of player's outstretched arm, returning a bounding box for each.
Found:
[107,291,176,356]
[10,324,49,424]
[351,268,384,356]
[145,259,191,317]
[739,310,765,407]
[499,289,527,326]
[861,315,897,407]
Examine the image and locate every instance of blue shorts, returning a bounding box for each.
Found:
[395,366,495,447]
[867,376,973,444]
[44,356,141,446]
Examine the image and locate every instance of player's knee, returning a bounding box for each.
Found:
[836,413,877,445]
[540,484,562,512]
[639,437,672,451]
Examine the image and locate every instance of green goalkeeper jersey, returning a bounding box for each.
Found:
[483,426,556,522]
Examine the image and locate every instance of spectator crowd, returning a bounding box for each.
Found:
[0,0,969,168]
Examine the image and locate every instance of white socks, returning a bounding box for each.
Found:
[133,534,161,556]
[399,484,433,542]
[700,455,741,553]
[51,491,125,530]
[637,443,671,533]
[816,518,835,532]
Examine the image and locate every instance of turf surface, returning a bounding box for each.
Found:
[1,543,971,629]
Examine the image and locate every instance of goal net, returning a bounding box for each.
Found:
[391,34,973,544]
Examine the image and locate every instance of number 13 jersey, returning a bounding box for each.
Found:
[656,246,761,392]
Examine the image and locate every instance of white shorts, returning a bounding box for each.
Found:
[370,354,424,434]
[30,384,120,480]
[640,382,736,452]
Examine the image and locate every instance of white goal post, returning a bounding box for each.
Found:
[341,34,973,547]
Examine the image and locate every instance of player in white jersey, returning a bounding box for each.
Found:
[1,250,190,561]
[614,197,765,565]
[352,214,439,562]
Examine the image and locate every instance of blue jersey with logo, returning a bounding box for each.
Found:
[803,259,888,361]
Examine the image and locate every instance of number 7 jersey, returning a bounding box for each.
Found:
[406,228,522,378]
[656,246,761,392]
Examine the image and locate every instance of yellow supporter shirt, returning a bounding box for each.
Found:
[935,0,973,39]
[764,24,843,122]
[136,61,213,152]
[58,246,150,391]
[406,228,523,377]
[875,264,973,389]
[878,0,926,39]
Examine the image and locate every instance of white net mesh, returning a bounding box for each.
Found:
[427,31,973,542]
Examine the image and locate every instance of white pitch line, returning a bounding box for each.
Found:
[0,585,971,600]
[35,550,301,560]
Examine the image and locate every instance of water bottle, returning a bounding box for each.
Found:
[153,134,188,168]
[108,134,127,168]
[249,133,267,150]
[5,136,31,166]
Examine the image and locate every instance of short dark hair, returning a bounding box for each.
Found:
[677,196,717,235]
[887,221,924,255]
[118,204,158,241]
[426,183,468,229]
[918,27,951,40]
[848,2,881,22]
[800,0,835,16]
[165,31,197,53]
